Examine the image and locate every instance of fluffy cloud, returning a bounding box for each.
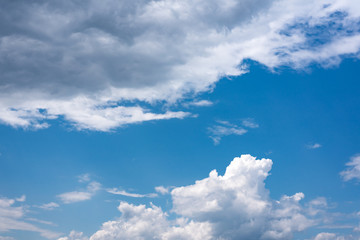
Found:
[84,155,317,240]
[0,196,60,239]
[57,181,101,204]
[340,154,360,181]
[1,0,360,130]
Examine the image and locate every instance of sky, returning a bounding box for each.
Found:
[0,0,360,239]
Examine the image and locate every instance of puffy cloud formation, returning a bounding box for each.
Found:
[0,196,60,239]
[85,155,315,240]
[340,154,360,181]
[1,0,360,130]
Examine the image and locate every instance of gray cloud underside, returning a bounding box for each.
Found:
[1,0,360,130]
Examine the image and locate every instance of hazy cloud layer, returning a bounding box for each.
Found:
[0,196,60,239]
[1,0,360,130]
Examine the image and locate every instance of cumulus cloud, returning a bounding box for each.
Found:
[340,154,360,181]
[0,196,60,239]
[0,0,360,130]
[86,155,318,240]
[107,188,157,198]
[58,181,101,204]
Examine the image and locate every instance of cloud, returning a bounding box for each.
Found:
[183,100,213,108]
[0,237,15,240]
[88,155,318,240]
[155,186,171,195]
[15,195,26,202]
[58,181,101,204]
[307,143,322,149]
[37,202,60,211]
[241,118,259,129]
[313,232,347,240]
[208,120,248,145]
[77,174,91,183]
[0,0,360,130]
[107,188,157,198]
[58,231,88,240]
[0,196,60,239]
[340,154,360,181]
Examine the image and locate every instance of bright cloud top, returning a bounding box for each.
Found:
[1,0,360,130]
[76,155,318,240]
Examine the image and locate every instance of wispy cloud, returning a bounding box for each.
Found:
[241,119,259,129]
[155,186,171,195]
[307,143,322,149]
[77,174,91,183]
[57,181,101,204]
[340,154,360,181]
[36,202,60,211]
[0,196,60,239]
[183,100,213,108]
[58,230,88,240]
[208,119,259,145]
[107,188,157,198]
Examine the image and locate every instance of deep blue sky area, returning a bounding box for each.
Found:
[1,59,359,238]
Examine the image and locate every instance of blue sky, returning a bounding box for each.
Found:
[1,1,360,240]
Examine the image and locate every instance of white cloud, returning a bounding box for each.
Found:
[107,188,157,198]
[0,196,60,239]
[155,186,171,195]
[0,237,15,240]
[77,174,91,183]
[58,181,101,204]
[340,154,360,181]
[58,231,88,240]
[307,143,322,149]
[184,100,213,107]
[313,232,346,240]
[241,118,259,129]
[89,202,212,240]
[0,0,360,130]
[208,121,248,145]
[88,155,317,240]
[15,195,26,202]
[37,202,60,211]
